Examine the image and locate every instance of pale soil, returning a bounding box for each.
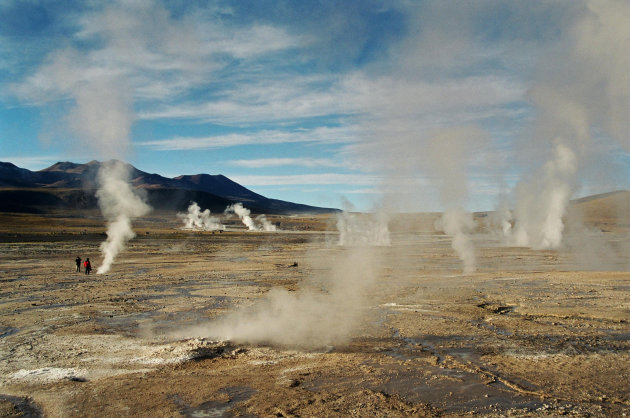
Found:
[0,212,628,417]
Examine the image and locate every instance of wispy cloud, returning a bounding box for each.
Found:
[230,173,382,186]
[8,1,528,135]
[6,0,625,213]
[0,155,60,170]
[11,1,304,106]
[228,158,341,168]
[342,187,383,195]
[137,126,359,151]
[343,73,526,118]
[137,75,349,124]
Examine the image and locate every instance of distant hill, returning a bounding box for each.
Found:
[0,160,338,214]
[570,190,630,223]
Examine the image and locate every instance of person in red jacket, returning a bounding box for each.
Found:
[84,258,92,275]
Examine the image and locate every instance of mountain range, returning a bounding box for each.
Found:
[0,160,338,214]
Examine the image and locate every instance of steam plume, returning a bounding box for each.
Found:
[67,78,151,274]
[68,77,151,274]
[225,203,257,230]
[225,203,276,231]
[178,202,225,231]
[96,161,151,274]
[13,31,154,274]
[173,225,382,348]
[435,209,476,274]
[489,193,513,241]
[425,127,483,274]
[511,142,578,249]
[336,209,390,247]
[255,214,277,232]
[507,0,629,249]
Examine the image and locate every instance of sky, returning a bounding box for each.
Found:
[0,0,628,212]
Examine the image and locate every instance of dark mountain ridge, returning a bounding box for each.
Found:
[0,160,338,214]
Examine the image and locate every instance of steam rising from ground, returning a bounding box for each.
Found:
[13,35,153,273]
[489,194,513,240]
[255,214,277,232]
[336,210,390,247]
[195,1,628,348]
[340,1,627,272]
[225,203,276,231]
[68,76,151,273]
[96,161,151,274]
[135,0,630,351]
[173,227,381,348]
[9,0,628,356]
[172,203,388,347]
[435,210,476,274]
[75,79,151,273]
[510,143,578,249]
[425,127,482,274]
[226,203,257,230]
[178,202,225,231]
[498,0,629,250]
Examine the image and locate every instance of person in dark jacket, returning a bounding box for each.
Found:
[75,256,82,272]
[84,258,92,275]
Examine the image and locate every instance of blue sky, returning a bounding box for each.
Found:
[1,0,628,212]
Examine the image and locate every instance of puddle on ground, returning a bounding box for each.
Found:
[97,303,232,337]
[0,326,19,338]
[12,302,80,314]
[146,280,257,298]
[374,364,544,414]
[376,330,549,414]
[470,319,514,337]
[0,276,31,283]
[171,386,256,417]
[509,332,630,356]
[377,322,629,414]
[0,394,42,418]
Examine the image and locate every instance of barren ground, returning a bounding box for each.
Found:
[0,211,628,417]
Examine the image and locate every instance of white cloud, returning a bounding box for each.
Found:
[342,188,383,195]
[138,133,262,151]
[0,155,60,170]
[343,73,526,118]
[9,0,625,215]
[138,75,349,124]
[210,24,302,58]
[230,173,382,186]
[12,1,304,106]
[10,0,531,144]
[137,126,359,151]
[137,70,526,127]
[229,173,446,189]
[228,158,341,168]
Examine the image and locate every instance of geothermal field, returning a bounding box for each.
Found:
[0,193,628,417]
[2,0,629,416]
